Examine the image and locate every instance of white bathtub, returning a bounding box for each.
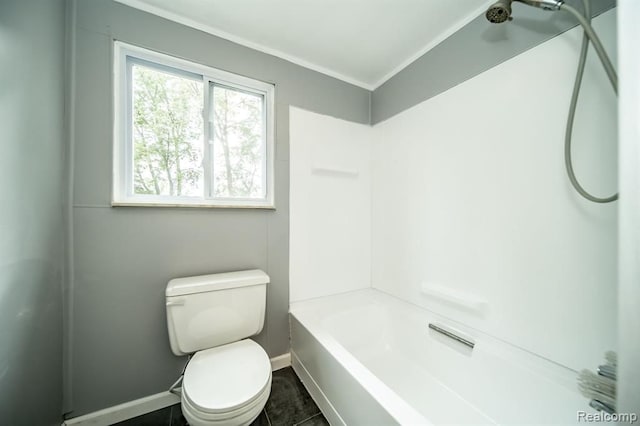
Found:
[290,289,588,425]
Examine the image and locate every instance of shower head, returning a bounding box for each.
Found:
[485,0,512,23]
[485,0,564,24]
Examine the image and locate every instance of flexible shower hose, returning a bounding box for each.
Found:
[561,0,618,203]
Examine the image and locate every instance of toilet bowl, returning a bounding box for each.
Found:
[180,340,272,426]
[166,270,272,426]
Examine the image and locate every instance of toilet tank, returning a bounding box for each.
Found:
[165,269,269,356]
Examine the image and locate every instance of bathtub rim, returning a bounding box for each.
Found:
[289,313,431,426]
[290,288,588,425]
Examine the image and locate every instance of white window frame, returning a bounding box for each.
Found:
[113,41,275,208]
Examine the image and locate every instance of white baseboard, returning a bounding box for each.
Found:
[270,352,291,371]
[62,391,180,426]
[291,350,345,426]
[62,352,292,426]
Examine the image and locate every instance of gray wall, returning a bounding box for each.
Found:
[0,0,67,424]
[371,0,616,124]
[68,0,619,418]
[69,0,369,417]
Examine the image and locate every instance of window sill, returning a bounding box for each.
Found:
[111,201,276,210]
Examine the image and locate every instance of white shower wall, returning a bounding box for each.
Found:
[371,9,617,372]
[290,107,373,302]
[289,10,617,372]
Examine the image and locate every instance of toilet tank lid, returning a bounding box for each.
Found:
[166,269,269,297]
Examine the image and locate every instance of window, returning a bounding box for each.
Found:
[113,42,275,208]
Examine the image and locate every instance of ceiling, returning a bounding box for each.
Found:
[114,0,491,90]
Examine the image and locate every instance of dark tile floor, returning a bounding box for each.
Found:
[113,367,328,426]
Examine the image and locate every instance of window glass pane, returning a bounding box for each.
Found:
[131,63,204,197]
[210,84,265,199]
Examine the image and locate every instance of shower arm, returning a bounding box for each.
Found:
[516,0,563,11]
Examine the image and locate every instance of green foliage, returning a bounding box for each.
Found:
[211,86,264,198]
[131,64,264,199]
[132,65,203,196]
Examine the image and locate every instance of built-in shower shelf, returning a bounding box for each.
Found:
[312,165,359,178]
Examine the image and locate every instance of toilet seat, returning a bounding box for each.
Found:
[181,339,272,425]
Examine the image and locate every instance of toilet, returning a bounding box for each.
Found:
[166,270,272,426]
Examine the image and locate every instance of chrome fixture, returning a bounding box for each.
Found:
[578,351,617,414]
[485,0,564,23]
[485,0,512,23]
[485,0,618,203]
[428,323,475,349]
